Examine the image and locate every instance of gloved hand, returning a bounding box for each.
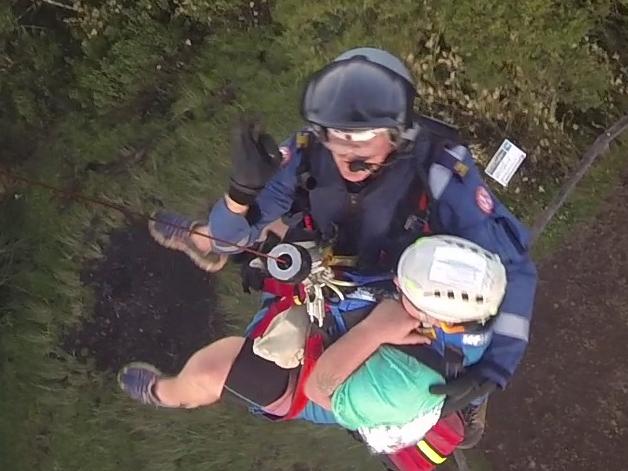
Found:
[228,118,282,206]
[238,231,283,293]
[429,370,497,415]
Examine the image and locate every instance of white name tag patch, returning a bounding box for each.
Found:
[485,139,527,187]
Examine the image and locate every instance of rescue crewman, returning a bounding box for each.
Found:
[146,47,538,448]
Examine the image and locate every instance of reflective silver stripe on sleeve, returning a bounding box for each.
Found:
[492,312,530,342]
[428,145,466,200]
[212,235,250,254]
[428,163,452,200]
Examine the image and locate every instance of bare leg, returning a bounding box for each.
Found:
[154,336,245,408]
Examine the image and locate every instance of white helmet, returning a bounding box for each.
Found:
[397,235,507,324]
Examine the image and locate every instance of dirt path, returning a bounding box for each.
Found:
[482,172,628,470]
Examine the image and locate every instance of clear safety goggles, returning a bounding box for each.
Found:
[316,127,396,165]
[327,128,390,142]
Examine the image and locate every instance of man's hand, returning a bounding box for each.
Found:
[429,370,497,414]
[228,118,282,206]
[362,299,432,346]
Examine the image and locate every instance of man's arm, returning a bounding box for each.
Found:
[305,321,381,410]
[434,145,538,388]
[476,259,536,386]
[305,299,429,410]
[208,135,302,253]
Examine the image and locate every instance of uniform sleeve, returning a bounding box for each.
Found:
[433,145,538,388]
[208,135,301,254]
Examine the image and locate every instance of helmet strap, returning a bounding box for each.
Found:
[394,122,420,152]
[309,124,328,142]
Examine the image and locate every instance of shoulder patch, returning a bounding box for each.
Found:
[296,131,310,148]
[453,161,469,178]
[475,186,494,214]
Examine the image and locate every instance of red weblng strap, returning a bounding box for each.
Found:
[388,447,434,471]
[425,412,464,455]
[418,191,432,235]
[283,332,325,420]
[418,191,430,212]
[387,413,464,471]
[249,295,295,338]
[262,278,298,297]
[253,277,324,420]
[304,214,314,231]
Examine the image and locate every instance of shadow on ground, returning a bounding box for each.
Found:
[63,225,225,374]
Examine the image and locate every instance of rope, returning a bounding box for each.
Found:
[0,168,285,262]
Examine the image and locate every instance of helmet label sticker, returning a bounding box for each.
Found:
[428,246,488,292]
[475,186,494,214]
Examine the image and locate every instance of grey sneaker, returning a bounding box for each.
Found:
[148,210,228,272]
[458,400,488,449]
[118,362,164,406]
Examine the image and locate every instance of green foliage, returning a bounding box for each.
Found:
[0,5,73,158]
[72,16,182,112]
[171,0,255,27]
[531,142,628,258]
[433,0,614,111]
[0,3,17,51]
[270,0,626,175]
[0,25,66,133]
[273,0,428,72]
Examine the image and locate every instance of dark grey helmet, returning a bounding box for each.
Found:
[334,47,415,89]
[301,47,416,131]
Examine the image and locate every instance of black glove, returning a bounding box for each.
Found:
[228,118,282,206]
[429,371,497,415]
[237,232,283,293]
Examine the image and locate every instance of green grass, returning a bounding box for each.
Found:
[0,28,383,471]
[530,141,628,258]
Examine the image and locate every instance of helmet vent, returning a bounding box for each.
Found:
[476,295,485,304]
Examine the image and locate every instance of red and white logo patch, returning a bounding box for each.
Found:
[475,186,494,214]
